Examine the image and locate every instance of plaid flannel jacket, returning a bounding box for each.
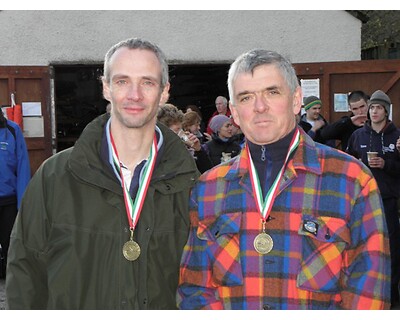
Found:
[177,128,391,310]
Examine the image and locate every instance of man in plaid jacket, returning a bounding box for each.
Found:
[177,49,391,310]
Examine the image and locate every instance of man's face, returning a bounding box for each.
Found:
[103,47,169,130]
[215,98,227,115]
[369,104,387,125]
[349,99,368,116]
[306,104,322,121]
[229,64,301,145]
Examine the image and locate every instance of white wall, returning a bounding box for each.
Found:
[0,10,361,65]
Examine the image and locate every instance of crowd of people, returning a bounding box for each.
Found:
[1,37,400,310]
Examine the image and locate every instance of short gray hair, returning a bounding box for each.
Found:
[228,49,299,104]
[103,38,169,89]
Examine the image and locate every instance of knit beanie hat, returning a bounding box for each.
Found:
[368,90,391,114]
[209,114,230,133]
[304,96,322,111]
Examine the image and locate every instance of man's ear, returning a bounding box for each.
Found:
[229,101,240,128]
[293,87,302,115]
[160,82,170,105]
[102,78,111,102]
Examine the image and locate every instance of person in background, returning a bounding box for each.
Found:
[203,114,241,169]
[320,90,369,151]
[157,103,185,134]
[206,96,231,135]
[298,96,335,147]
[185,104,207,135]
[0,109,31,279]
[182,110,208,144]
[6,37,200,309]
[158,105,210,174]
[181,111,213,173]
[177,49,390,310]
[157,104,201,151]
[346,89,400,309]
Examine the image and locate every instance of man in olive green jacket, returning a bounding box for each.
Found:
[5,38,199,309]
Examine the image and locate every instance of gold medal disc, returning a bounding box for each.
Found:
[254,233,273,254]
[122,240,141,261]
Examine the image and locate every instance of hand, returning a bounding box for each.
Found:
[396,137,400,152]
[351,114,367,127]
[368,156,385,169]
[187,133,201,151]
[203,132,212,142]
[312,119,325,131]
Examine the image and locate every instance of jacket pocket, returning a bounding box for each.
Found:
[297,215,350,293]
[197,212,243,287]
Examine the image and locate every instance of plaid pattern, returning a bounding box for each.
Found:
[177,128,391,310]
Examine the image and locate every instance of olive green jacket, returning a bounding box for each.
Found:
[6,114,200,309]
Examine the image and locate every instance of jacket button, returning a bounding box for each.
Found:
[263,304,272,310]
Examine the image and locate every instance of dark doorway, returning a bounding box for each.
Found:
[53,63,230,151]
[168,64,230,122]
[54,65,107,151]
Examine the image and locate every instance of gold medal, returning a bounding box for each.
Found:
[122,239,141,261]
[123,228,141,261]
[254,232,273,254]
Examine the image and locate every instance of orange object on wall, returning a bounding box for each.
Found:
[13,104,23,130]
[6,107,14,121]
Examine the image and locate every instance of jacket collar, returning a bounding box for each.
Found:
[101,118,165,185]
[67,114,199,193]
[224,126,322,184]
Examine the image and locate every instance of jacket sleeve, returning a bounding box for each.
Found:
[194,145,213,174]
[5,166,49,309]
[320,117,351,141]
[176,187,223,310]
[340,172,391,309]
[14,124,31,209]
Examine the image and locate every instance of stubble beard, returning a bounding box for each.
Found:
[114,107,157,130]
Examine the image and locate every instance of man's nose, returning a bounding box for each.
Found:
[127,83,142,100]
[254,95,268,112]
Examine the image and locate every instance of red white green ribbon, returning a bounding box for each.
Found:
[110,132,158,231]
[247,128,300,223]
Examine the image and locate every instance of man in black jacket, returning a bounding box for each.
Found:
[346,90,400,308]
[320,90,369,150]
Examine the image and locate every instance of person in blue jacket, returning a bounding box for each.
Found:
[0,109,30,279]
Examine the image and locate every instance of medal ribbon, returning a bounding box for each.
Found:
[247,128,300,224]
[110,132,158,232]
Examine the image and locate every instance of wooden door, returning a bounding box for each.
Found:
[294,59,400,127]
[0,66,52,175]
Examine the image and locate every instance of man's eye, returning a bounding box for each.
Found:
[116,79,127,85]
[240,96,251,103]
[142,78,160,87]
